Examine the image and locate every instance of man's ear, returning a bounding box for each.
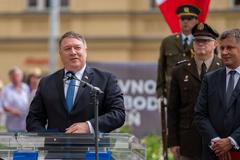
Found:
[214,40,219,48]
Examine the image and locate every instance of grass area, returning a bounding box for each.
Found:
[0,125,6,132]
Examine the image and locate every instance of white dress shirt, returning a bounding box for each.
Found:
[181,33,193,45]
[225,66,240,91]
[64,65,94,133]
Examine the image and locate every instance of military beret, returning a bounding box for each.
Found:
[192,22,219,40]
[176,4,200,18]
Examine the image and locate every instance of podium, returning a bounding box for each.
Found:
[0,132,146,160]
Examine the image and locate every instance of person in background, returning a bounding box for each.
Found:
[2,67,30,132]
[27,67,42,102]
[156,4,200,159]
[195,28,240,160]
[0,79,5,129]
[26,31,125,133]
[167,22,223,160]
[156,4,200,98]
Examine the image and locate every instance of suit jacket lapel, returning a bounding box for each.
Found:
[209,56,224,104]
[72,66,93,109]
[218,69,227,110]
[228,78,240,110]
[56,69,68,112]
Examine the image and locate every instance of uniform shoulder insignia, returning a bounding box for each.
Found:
[174,33,180,38]
[176,59,189,65]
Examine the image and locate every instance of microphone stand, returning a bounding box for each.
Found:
[71,74,103,160]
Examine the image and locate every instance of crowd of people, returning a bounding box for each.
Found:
[0,67,42,132]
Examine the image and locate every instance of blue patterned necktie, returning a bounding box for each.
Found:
[226,70,236,106]
[66,75,76,112]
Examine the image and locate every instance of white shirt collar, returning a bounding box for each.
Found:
[226,66,240,75]
[181,33,193,45]
[194,54,214,75]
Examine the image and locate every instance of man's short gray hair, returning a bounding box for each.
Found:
[58,31,87,48]
[219,28,240,42]
[8,66,22,76]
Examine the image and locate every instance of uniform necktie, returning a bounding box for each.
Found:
[200,62,207,80]
[66,75,76,112]
[226,70,236,105]
[183,37,189,49]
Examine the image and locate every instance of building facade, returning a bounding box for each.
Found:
[0,0,239,81]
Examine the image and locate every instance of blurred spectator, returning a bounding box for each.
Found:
[0,79,4,112]
[27,67,42,102]
[156,4,200,98]
[2,67,30,132]
[0,79,5,128]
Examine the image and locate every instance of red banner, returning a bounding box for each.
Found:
[156,0,211,33]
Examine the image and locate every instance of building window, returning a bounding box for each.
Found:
[28,0,37,7]
[45,0,69,8]
[150,0,161,10]
[27,0,69,11]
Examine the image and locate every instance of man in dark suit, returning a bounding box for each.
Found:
[26,31,125,133]
[156,4,200,98]
[194,28,240,160]
[168,23,223,160]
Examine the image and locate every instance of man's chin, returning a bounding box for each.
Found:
[224,61,234,68]
[65,65,82,71]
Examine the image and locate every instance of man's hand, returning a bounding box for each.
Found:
[65,122,90,133]
[170,146,180,160]
[212,138,233,157]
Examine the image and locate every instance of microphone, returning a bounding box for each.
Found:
[63,71,103,159]
[14,132,23,149]
[63,71,104,94]
[63,71,75,81]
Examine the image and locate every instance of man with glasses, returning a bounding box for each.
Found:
[156,4,200,99]
[156,4,200,159]
[168,23,223,160]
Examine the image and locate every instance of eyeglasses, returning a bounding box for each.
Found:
[194,39,214,43]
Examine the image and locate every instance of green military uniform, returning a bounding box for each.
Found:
[156,4,201,98]
[156,33,193,97]
[167,56,223,158]
[167,22,223,159]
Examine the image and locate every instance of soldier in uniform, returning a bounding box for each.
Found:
[156,5,201,159]
[156,4,200,98]
[167,23,223,160]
